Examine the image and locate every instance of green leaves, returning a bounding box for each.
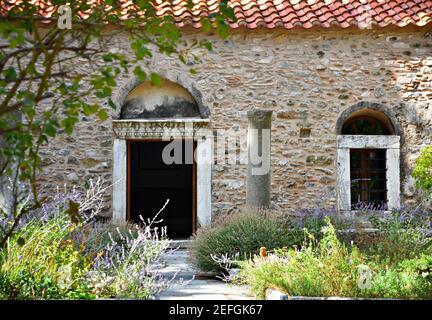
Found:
[9,30,26,48]
[199,40,213,51]
[412,145,432,191]
[4,67,17,81]
[61,117,79,135]
[92,66,118,99]
[219,0,237,21]
[95,87,112,99]
[200,17,212,33]
[44,122,57,138]
[133,66,147,82]
[215,21,230,40]
[107,98,117,110]
[82,104,99,116]
[150,72,162,86]
[98,109,109,121]
[131,40,152,60]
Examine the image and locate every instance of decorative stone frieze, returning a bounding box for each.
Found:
[112,119,211,140]
[111,118,213,226]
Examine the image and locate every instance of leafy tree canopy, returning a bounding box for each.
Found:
[0,0,234,246]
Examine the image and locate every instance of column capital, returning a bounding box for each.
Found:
[247,109,272,128]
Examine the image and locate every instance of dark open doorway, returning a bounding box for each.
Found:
[128,140,196,239]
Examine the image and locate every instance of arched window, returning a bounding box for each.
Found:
[342,116,392,135]
[336,105,401,211]
[343,116,392,208]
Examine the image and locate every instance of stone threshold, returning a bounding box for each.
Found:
[168,239,192,249]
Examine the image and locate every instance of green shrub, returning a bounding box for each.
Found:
[412,145,432,192]
[367,208,432,265]
[236,219,365,298]
[363,263,432,299]
[191,210,297,273]
[0,215,94,300]
[237,219,432,299]
[0,217,170,300]
[398,254,432,281]
[0,182,170,300]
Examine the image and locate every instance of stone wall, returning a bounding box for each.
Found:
[38,25,432,218]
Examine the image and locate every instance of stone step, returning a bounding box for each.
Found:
[168,239,192,249]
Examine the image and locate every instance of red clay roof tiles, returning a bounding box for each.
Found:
[163,0,432,29]
[1,0,432,29]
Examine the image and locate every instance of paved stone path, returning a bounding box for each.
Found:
[155,248,252,300]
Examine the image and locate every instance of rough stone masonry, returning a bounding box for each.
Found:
[37,25,432,220]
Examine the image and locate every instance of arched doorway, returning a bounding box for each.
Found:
[111,79,212,239]
[336,103,401,211]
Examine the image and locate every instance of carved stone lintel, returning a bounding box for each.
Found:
[112,119,211,140]
[111,118,213,228]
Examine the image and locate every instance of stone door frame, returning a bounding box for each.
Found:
[336,134,401,211]
[111,118,212,228]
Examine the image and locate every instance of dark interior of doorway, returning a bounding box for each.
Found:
[128,140,195,239]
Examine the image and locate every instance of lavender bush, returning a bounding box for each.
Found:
[366,205,432,264]
[85,223,170,299]
[0,177,105,244]
[0,179,171,300]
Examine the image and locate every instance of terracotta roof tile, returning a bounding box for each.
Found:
[1,0,432,30]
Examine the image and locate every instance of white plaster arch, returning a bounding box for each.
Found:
[111,68,210,120]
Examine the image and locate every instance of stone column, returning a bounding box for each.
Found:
[246,109,272,208]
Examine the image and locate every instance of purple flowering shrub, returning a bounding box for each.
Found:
[0,178,105,243]
[0,179,171,299]
[366,205,432,265]
[84,223,170,299]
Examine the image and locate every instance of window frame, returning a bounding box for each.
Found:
[336,135,400,212]
[350,148,387,209]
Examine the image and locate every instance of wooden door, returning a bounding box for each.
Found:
[128,140,196,239]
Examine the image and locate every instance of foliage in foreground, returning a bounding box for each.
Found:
[0,215,93,299]
[236,218,432,300]
[84,223,169,299]
[366,206,432,265]
[236,220,365,298]
[0,0,234,247]
[413,145,432,192]
[0,182,170,300]
[0,216,169,300]
[191,210,299,273]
